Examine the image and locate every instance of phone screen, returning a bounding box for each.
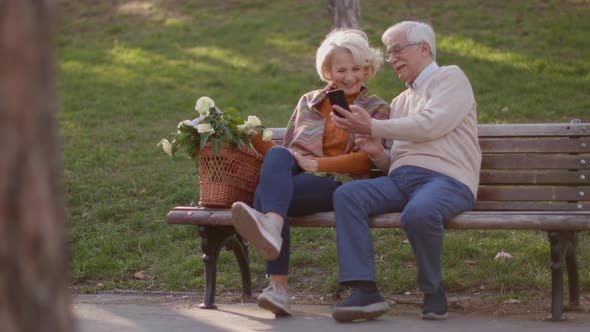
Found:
[327,89,350,118]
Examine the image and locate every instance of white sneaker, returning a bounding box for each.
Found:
[257,283,291,316]
[231,202,282,261]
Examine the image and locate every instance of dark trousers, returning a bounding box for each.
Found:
[253,146,342,275]
[333,165,475,294]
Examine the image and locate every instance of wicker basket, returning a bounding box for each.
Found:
[197,143,263,208]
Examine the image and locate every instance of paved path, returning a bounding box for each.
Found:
[73,294,589,332]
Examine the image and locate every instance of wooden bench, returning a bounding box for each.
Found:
[167,121,590,320]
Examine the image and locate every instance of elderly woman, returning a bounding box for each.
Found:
[231,29,390,316]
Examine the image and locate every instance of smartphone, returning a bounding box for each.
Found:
[327,89,350,118]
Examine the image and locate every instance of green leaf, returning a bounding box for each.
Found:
[174,133,188,145]
[212,138,221,156]
[200,134,209,150]
[224,107,240,119]
[190,149,200,161]
[223,125,234,144]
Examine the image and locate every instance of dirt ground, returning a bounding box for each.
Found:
[72,287,590,322]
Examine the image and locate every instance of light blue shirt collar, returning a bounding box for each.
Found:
[406,61,439,90]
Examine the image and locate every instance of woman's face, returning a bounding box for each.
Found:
[328,49,367,96]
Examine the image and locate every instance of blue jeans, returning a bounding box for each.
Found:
[253,146,342,275]
[333,165,475,293]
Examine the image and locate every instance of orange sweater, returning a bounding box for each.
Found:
[251,97,371,176]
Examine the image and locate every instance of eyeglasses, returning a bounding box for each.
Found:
[385,42,421,61]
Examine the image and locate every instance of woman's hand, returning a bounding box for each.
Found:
[354,134,384,159]
[289,149,318,172]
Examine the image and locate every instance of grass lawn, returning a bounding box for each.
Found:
[60,0,590,299]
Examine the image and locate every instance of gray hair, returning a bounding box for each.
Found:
[316,29,383,83]
[381,21,437,59]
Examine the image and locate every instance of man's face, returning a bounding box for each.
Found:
[384,30,427,85]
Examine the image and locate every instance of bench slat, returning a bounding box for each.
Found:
[474,201,588,211]
[268,124,590,141]
[477,186,590,201]
[371,211,590,230]
[479,138,590,153]
[482,154,589,169]
[479,170,588,185]
[477,123,590,137]
[167,208,590,231]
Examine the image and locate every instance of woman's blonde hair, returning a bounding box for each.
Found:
[315,29,383,83]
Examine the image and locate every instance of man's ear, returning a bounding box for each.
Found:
[420,41,433,59]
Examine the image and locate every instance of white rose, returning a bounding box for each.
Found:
[245,115,261,127]
[158,139,173,156]
[199,108,210,117]
[262,129,273,141]
[190,115,204,127]
[237,123,247,132]
[197,123,215,134]
[195,96,215,116]
[178,119,192,128]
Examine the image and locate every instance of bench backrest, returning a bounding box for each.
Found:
[269,123,590,212]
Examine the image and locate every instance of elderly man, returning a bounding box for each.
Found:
[329,21,481,322]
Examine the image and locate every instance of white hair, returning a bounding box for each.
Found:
[315,29,383,83]
[381,21,437,59]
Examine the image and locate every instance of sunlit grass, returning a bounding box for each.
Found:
[265,36,316,56]
[440,34,589,79]
[185,46,260,71]
[439,35,530,70]
[116,0,191,22]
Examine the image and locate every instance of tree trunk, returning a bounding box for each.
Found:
[328,0,361,30]
[0,1,74,331]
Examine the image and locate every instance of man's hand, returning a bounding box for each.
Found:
[331,105,372,135]
[354,134,384,159]
[289,149,318,172]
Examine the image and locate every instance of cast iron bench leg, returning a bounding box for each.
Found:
[548,231,580,321]
[232,234,252,299]
[565,232,581,309]
[197,225,252,309]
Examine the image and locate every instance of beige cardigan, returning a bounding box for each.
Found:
[371,65,482,197]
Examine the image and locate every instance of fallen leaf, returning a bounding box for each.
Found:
[134,270,148,280]
[494,250,513,262]
[503,299,521,304]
